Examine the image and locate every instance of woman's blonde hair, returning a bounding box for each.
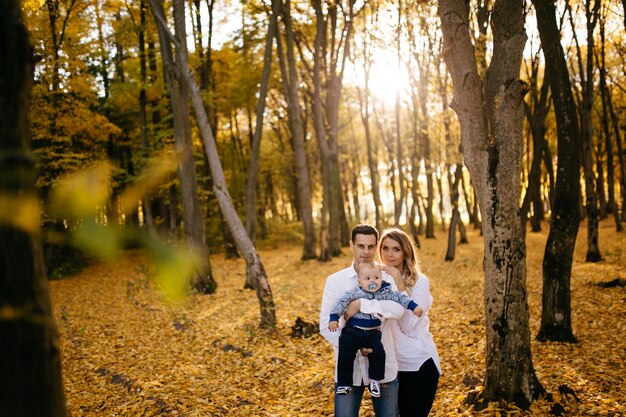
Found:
[379,228,421,291]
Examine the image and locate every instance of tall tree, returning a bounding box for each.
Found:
[275,0,316,259]
[0,3,67,415]
[439,0,544,407]
[310,0,360,259]
[151,0,216,294]
[148,0,277,328]
[245,3,278,246]
[354,5,383,232]
[570,0,602,261]
[393,0,406,227]
[533,0,583,343]
[521,49,551,234]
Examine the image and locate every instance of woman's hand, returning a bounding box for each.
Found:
[381,265,405,291]
[344,299,361,321]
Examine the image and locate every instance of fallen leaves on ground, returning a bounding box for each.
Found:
[50,219,626,416]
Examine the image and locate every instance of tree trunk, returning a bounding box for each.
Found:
[151,0,216,294]
[445,164,464,261]
[606,86,626,224]
[521,65,549,234]
[311,0,356,257]
[439,0,544,407]
[532,0,581,343]
[276,0,316,259]
[425,168,435,238]
[0,4,67,415]
[393,0,405,227]
[580,0,602,262]
[138,0,157,238]
[245,6,277,245]
[597,17,618,228]
[148,0,276,327]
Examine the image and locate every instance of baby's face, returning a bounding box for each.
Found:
[358,263,382,293]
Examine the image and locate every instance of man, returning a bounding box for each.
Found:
[320,224,405,417]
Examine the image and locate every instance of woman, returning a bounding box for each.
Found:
[379,228,441,417]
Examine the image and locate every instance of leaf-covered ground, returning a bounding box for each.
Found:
[50,220,626,416]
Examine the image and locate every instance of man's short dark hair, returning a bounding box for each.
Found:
[351,224,379,243]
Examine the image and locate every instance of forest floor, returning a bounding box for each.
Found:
[49,219,626,417]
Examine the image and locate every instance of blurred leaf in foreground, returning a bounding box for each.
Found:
[146,238,201,303]
[50,162,113,218]
[0,194,40,232]
[119,149,178,213]
[72,220,122,258]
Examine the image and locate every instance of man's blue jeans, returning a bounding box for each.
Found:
[334,378,399,417]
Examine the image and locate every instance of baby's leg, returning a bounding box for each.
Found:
[365,330,385,381]
[337,327,363,386]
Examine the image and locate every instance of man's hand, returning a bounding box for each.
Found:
[413,306,424,317]
[345,299,361,321]
[359,348,373,356]
[329,321,340,332]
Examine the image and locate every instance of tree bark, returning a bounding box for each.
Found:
[148,0,276,327]
[151,0,216,293]
[393,0,405,227]
[355,13,383,232]
[311,0,357,257]
[521,60,550,234]
[445,164,464,261]
[579,0,602,262]
[138,0,157,238]
[439,0,544,407]
[532,0,581,343]
[0,4,67,415]
[245,5,278,246]
[277,0,316,259]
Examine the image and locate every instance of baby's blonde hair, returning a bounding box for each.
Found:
[356,261,381,276]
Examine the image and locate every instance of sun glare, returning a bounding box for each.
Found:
[348,47,410,109]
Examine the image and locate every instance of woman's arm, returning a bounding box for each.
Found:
[399,274,433,329]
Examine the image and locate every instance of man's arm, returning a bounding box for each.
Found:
[319,277,341,347]
[328,287,360,321]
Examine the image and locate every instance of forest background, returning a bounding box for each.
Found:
[1,0,626,415]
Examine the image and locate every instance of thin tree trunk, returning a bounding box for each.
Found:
[445,164,463,261]
[0,4,67,415]
[521,64,549,234]
[276,0,316,259]
[138,0,157,237]
[393,0,405,227]
[311,0,357,257]
[533,0,581,343]
[598,12,622,231]
[579,0,602,262]
[148,0,276,327]
[606,86,626,223]
[245,6,278,245]
[151,0,216,293]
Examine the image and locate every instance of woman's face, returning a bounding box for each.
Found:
[380,237,404,269]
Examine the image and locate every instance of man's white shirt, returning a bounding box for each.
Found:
[319,263,405,385]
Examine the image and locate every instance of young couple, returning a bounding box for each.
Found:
[319,224,441,417]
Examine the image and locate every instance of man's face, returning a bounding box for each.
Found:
[357,263,382,293]
[350,233,377,267]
